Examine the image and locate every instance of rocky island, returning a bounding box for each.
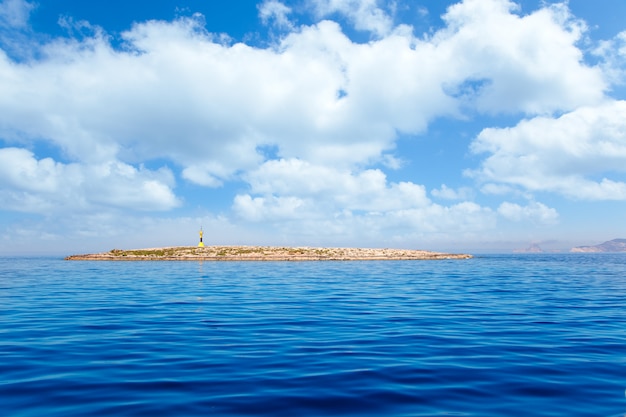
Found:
[65,246,473,261]
[570,238,626,253]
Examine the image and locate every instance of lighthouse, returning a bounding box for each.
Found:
[198,227,205,247]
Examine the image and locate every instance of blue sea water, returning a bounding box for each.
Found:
[1,254,625,417]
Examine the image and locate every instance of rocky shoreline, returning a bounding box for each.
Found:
[65,246,473,261]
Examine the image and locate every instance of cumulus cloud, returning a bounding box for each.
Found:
[232,194,499,245]
[242,158,431,211]
[0,0,622,250]
[233,194,306,222]
[437,0,604,114]
[497,201,559,224]
[0,148,179,213]
[232,158,500,244]
[468,100,626,200]
[0,0,605,179]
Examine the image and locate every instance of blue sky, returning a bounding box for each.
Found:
[1,0,626,255]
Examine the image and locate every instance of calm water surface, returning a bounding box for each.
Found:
[1,254,625,416]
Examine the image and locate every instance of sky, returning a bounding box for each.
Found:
[1,0,626,255]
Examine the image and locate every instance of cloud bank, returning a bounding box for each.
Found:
[0,0,624,252]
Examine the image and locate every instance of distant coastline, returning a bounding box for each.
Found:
[65,246,473,261]
[570,238,626,253]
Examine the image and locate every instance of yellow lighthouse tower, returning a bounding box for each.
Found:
[198,227,205,247]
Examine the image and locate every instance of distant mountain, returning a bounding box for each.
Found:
[570,239,626,253]
[514,243,543,253]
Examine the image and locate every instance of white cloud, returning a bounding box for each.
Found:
[0,0,622,250]
[431,184,474,200]
[437,0,605,114]
[0,0,34,28]
[258,0,294,30]
[0,0,606,181]
[0,0,36,60]
[0,147,66,192]
[594,30,626,86]
[497,201,559,224]
[0,148,180,213]
[233,194,306,222]
[88,162,179,211]
[417,6,429,18]
[469,100,626,200]
[181,165,225,188]
[0,16,448,180]
[232,158,499,244]
[243,158,431,212]
[309,0,394,38]
[386,201,497,234]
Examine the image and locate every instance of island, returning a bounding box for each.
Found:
[65,246,473,261]
[513,243,544,253]
[570,238,626,253]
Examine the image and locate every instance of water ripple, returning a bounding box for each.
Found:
[1,255,625,416]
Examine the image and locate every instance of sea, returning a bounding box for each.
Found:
[1,254,625,417]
